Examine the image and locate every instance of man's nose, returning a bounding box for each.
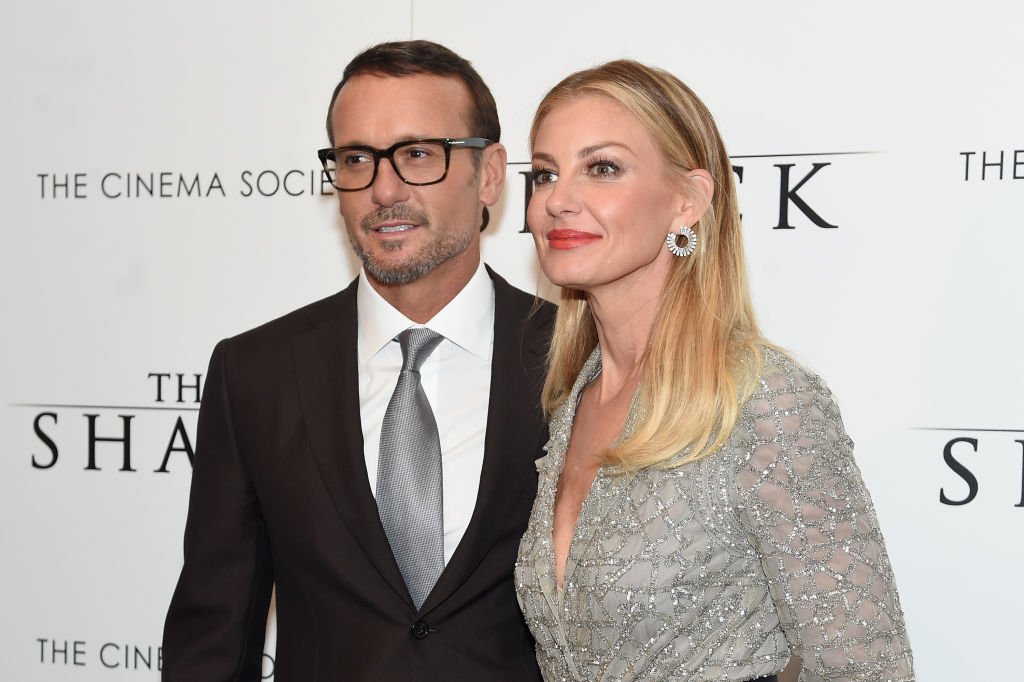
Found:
[370,157,411,207]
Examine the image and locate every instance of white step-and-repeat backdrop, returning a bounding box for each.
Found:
[2,1,1021,679]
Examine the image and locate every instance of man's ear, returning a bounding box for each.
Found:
[478,142,508,207]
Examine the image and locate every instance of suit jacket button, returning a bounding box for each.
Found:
[411,620,430,640]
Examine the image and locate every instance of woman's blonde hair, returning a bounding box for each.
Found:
[533,60,767,469]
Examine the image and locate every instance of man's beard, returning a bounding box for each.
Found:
[348,207,473,285]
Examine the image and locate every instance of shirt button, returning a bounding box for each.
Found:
[411,620,430,640]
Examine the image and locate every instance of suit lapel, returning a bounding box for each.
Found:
[291,279,412,606]
[423,270,551,612]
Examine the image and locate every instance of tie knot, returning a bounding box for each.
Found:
[398,327,444,372]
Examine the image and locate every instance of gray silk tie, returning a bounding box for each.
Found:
[376,327,445,610]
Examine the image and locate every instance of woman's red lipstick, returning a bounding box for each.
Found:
[547,229,601,249]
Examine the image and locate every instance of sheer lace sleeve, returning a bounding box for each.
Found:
[734,358,914,681]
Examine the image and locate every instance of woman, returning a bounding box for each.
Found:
[514,60,914,681]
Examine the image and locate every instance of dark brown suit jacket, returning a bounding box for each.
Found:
[163,269,553,681]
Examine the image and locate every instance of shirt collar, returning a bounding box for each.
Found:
[356,261,495,364]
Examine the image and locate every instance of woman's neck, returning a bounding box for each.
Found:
[587,286,659,400]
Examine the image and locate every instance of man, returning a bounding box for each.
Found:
[163,41,552,681]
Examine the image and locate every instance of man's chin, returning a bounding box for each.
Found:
[349,237,427,285]
[350,232,472,287]
[362,257,435,286]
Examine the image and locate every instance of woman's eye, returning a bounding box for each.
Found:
[588,161,620,177]
[532,169,557,186]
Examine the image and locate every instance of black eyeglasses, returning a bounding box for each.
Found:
[317,137,493,191]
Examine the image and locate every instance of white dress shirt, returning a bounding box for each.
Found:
[356,262,494,565]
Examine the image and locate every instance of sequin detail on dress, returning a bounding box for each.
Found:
[515,347,915,681]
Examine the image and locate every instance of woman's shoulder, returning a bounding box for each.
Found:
[756,346,831,396]
[732,346,853,471]
[743,345,844,423]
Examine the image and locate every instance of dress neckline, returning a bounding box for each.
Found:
[545,345,638,594]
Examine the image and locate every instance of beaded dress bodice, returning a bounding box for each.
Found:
[514,347,914,681]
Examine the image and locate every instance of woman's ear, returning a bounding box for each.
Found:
[675,168,714,226]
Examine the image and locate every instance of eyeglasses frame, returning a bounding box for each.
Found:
[317,137,494,192]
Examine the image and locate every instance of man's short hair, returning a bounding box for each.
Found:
[326,40,501,146]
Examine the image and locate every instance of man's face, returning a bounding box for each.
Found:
[330,73,492,287]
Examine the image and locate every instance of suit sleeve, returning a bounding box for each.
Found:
[163,339,274,681]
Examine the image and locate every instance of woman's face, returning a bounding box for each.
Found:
[527,94,686,296]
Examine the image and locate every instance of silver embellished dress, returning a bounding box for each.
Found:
[515,347,914,681]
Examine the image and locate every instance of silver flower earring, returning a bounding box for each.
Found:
[666,225,697,257]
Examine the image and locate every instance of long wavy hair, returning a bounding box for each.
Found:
[533,60,768,469]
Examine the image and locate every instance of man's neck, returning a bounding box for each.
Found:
[366,253,481,324]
